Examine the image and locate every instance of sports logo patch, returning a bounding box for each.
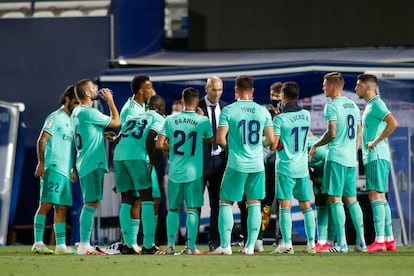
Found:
[45,118,54,128]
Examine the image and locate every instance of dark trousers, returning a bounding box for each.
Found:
[203,152,226,249]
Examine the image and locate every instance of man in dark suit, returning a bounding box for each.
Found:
[198,76,228,251]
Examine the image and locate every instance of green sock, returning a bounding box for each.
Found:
[348,201,365,244]
[303,208,316,245]
[166,210,179,247]
[384,200,394,238]
[79,206,96,243]
[246,203,261,248]
[131,219,140,245]
[280,207,292,245]
[316,206,329,241]
[154,215,158,243]
[330,201,346,246]
[218,203,233,248]
[371,199,385,239]
[33,214,46,243]
[186,209,199,250]
[142,201,155,249]
[54,222,66,246]
[119,203,132,245]
[327,207,336,242]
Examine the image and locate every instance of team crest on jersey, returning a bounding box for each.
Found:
[45,118,54,128]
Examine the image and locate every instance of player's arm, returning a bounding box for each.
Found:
[146,129,158,166]
[101,88,121,128]
[155,134,169,152]
[270,134,280,151]
[205,135,214,144]
[263,125,276,148]
[309,119,336,157]
[34,131,51,177]
[216,126,228,150]
[367,113,398,150]
[356,120,362,151]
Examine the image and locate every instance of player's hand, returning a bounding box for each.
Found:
[367,141,375,150]
[196,107,204,116]
[104,131,118,141]
[34,162,44,177]
[70,169,78,183]
[308,145,317,162]
[99,88,114,102]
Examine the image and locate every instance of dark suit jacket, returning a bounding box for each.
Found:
[198,98,228,177]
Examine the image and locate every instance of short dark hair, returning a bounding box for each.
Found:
[323,72,344,88]
[147,94,165,114]
[131,75,150,95]
[235,75,254,90]
[357,73,378,84]
[270,81,283,92]
[282,81,300,100]
[182,87,200,106]
[60,85,76,104]
[74,79,92,99]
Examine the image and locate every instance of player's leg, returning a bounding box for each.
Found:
[32,169,54,254]
[326,161,348,252]
[77,169,104,254]
[272,173,294,254]
[344,166,366,251]
[296,175,316,253]
[210,168,243,255]
[244,171,265,254]
[165,179,182,253]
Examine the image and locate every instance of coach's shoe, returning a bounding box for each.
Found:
[141,246,166,255]
[120,244,139,255]
[254,239,264,252]
[354,242,368,253]
[385,240,397,252]
[181,247,206,255]
[271,244,294,255]
[32,243,54,254]
[367,241,387,252]
[315,242,331,253]
[208,246,232,255]
[55,245,76,255]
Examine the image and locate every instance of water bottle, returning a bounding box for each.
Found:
[98,89,113,98]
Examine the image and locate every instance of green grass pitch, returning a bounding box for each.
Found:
[1,245,414,276]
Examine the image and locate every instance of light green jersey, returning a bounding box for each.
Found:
[42,108,74,178]
[161,111,212,183]
[114,110,165,161]
[324,96,361,167]
[361,95,391,164]
[71,104,111,178]
[274,109,310,178]
[219,100,272,173]
[120,97,145,123]
[307,135,326,177]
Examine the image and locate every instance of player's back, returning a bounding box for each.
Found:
[274,108,310,178]
[163,111,212,183]
[324,96,360,167]
[220,100,272,173]
[114,110,164,161]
